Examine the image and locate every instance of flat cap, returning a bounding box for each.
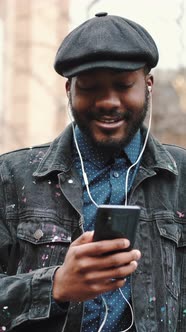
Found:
[54,12,159,78]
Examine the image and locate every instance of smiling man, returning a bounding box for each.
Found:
[0,12,186,332]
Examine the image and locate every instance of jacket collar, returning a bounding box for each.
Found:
[33,124,178,178]
[140,126,178,175]
[33,124,74,177]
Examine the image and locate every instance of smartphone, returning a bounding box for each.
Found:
[93,205,140,250]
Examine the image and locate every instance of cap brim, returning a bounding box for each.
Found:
[56,59,146,78]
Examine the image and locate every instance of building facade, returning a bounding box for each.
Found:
[0,0,69,153]
[0,1,186,153]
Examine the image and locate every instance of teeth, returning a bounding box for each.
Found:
[101,119,117,123]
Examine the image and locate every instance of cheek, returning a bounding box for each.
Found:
[71,93,90,112]
[122,89,145,111]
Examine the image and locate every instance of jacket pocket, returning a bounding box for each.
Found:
[156,211,186,299]
[16,209,73,273]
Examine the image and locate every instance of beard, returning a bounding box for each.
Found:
[69,87,149,154]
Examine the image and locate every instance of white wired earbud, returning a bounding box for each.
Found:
[148,85,152,93]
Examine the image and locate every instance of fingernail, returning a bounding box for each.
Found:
[130,260,138,268]
[124,239,130,247]
[134,250,141,260]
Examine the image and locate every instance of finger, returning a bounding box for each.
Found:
[94,238,131,255]
[70,231,94,247]
[101,278,127,294]
[74,249,141,278]
[74,238,131,258]
[99,249,141,269]
[85,278,126,298]
[83,259,139,283]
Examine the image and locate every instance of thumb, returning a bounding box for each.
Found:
[71,231,94,247]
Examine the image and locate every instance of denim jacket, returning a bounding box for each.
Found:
[0,124,186,332]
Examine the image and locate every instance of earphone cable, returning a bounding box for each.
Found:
[67,101,99,207]
[125,89,152,205]
[67,90,152,331]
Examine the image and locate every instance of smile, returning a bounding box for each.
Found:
[96,116,123,123]
[94,118,124,130]
[99,119,119,123]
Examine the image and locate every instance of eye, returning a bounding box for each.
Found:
[77,83,99,92]
[115,82,134,90]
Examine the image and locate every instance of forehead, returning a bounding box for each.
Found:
[72,68,145,83]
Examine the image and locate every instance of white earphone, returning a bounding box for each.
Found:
[148,86,152,92]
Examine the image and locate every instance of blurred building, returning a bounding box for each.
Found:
[0,0,69,153]
[152,68,186,148]
[0,0,186,153]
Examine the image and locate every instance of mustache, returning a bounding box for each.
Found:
[68,94,133,122]
[85,108,132,121]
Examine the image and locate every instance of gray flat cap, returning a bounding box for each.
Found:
[54,12,159,78]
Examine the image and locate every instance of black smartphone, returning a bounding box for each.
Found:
[93,205,141,250]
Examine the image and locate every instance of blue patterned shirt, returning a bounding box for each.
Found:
[73,126,141,332]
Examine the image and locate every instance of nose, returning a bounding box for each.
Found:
[95,90,121,111]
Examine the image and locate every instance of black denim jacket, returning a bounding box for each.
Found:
[0,124,186,332]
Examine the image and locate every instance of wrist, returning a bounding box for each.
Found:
[52,266,67,303]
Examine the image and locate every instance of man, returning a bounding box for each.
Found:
[0,12,185,332]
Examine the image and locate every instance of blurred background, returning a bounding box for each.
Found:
[0,0,186,154]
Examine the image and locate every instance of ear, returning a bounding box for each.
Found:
[146,74,154,92]
[65,79,71,98]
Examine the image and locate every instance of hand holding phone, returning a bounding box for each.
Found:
[93,205,140,251]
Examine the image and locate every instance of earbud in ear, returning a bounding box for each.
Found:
[148,86,152,92]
